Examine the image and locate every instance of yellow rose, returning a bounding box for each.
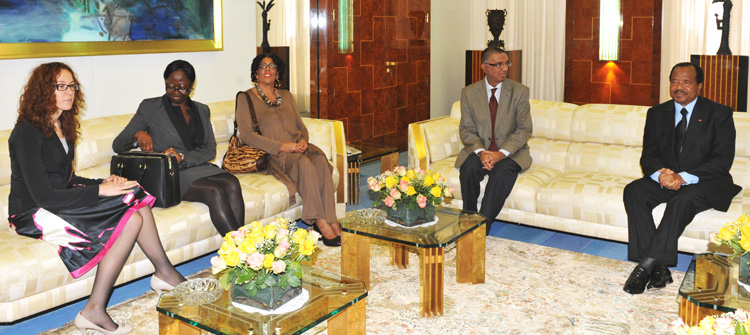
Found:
[407,186,417,196]
[424,176,434,187]
[250,221,263,232]
[264,224,277,239]
[300,239,316,256]
[385,176,397,189]
[224,248,241,267]
[263,253,275,269]
[740,235,750,253]
[292,229,308,244]
[239,239,257,254]
[219,239,235,256]
[430,185,442,198]
[717,227,736,242]
[406,169,416,179]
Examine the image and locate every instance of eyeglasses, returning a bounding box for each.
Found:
[485,61,512,68]
[259,63,277,70]
[166,86,192,94]
[54,84,79,91]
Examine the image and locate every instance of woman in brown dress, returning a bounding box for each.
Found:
[235,52,341,246]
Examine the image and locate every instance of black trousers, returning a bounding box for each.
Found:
[459,153,521,223]
[623,177,712,266]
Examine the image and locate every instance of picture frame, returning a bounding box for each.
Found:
[0,0,223,60]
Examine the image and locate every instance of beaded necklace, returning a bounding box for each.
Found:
[256,86,282,107]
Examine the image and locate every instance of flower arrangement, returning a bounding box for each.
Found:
[712,214,750,260]
[367,166,454,211]
[211,218,320,297]
[670,310,750,335]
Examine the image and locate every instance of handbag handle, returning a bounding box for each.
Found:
[233,91,262,138]
[113,161,147,183]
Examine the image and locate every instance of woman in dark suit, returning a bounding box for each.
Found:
[8,62,185,335]
[235,52,341,246]
[113,60,245,236]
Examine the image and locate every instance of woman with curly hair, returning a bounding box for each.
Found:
[8,62,185,334]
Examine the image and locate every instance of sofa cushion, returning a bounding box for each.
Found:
[530,99,576,142]
[536,172,633,227]
[424,118,462,163]
[570,104,649,146]
[565,142,643,178]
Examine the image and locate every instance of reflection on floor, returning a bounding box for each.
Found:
[0,151,692,334]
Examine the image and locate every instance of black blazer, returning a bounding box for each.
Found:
[640,96,741,211]
[8,122,101,215]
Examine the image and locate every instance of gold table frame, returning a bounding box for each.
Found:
[341,207,486,317]
[157,267,367,334]
[678,254,750,325]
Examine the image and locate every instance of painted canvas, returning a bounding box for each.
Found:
[0,0,214,42]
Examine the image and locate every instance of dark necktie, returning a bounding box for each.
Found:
[674,108,688,160]
[488,88,498,151]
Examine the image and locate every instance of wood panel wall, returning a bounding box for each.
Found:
[564,0,662,106]
[310,0,431,151]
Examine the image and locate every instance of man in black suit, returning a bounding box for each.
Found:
[622,62,742,294]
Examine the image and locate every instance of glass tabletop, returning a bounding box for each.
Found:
[340,206,487,248]
[678,253,750,313]
[348,142,399,162]
[156,266,368,335]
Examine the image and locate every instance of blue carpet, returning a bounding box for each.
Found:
[0,151,692,333]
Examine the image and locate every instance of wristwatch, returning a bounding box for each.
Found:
[178,152,185,161]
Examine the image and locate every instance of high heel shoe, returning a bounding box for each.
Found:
[311,224,341,247]
[74,312,132,335]
[150,275,175,296]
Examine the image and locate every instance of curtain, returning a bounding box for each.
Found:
[482,0,567,101]
[661,1,750,107]
[257,1,311,113]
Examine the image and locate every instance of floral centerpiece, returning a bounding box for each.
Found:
[712,214,750,290]
[211,218,320,310]
[670,309,750,335]
[367,166,454,226]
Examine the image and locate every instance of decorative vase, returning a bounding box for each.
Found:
[739,253,750,292]
[386,203,436,227]
[231,276,302,311]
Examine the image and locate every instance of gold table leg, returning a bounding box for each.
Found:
[418,247,444,317]
[159,313,200,335]
[456,226,486,284]
[392,243,409,269]
[341,231,371,289]
[328,297,367,334]
[380,152,399,173]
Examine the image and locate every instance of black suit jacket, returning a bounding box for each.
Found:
[640,96,741,211]
[8,122,101,215]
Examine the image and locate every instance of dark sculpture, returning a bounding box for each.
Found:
[714,0,732,55]
[258,0,275,53]
[486,9,507,49]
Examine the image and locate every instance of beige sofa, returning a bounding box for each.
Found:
[408,100,750,255]
[0,100,348,322]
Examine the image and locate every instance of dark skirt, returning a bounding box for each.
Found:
[8,187,155,278]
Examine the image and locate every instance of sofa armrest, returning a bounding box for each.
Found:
[302,118,348,204]
[408,116,459,169]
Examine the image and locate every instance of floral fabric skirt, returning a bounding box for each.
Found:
[8,187,155,278]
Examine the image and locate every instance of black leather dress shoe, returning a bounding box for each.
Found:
[647,265,673,290]
[623,265,650,294]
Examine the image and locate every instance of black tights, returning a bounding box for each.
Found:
[183,173,245,236]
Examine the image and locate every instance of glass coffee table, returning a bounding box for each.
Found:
[678,253,750,325]
[156,267,368,334]
[340,206,487,317]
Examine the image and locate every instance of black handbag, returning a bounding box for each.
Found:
[110,152,181,208]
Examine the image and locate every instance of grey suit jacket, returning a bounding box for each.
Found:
[454,78,533,170]
[112,96,224,197]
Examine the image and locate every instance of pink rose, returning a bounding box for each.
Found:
[417,195,428,209]
[368,178,382,192]
[398,179,409,192]
[389,188,401,200]
[276,228,289,241]
[274,240,291,258]
[271,260,286,274]
[395,166,407,176]
[384,196,395,208]
[247,252,265,270]
[309,230,321,241]
[444,186,454,197]
[210,256,226,274]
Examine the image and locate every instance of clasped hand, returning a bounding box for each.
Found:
[480,150,506,170]
[658,168,685,190]
[99,175,138,196]
[134,131,183,162]
[280,138,308,153]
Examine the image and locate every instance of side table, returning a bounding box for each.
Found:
[678,254,750,325]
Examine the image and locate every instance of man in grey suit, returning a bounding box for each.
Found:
[456,47,533,235]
